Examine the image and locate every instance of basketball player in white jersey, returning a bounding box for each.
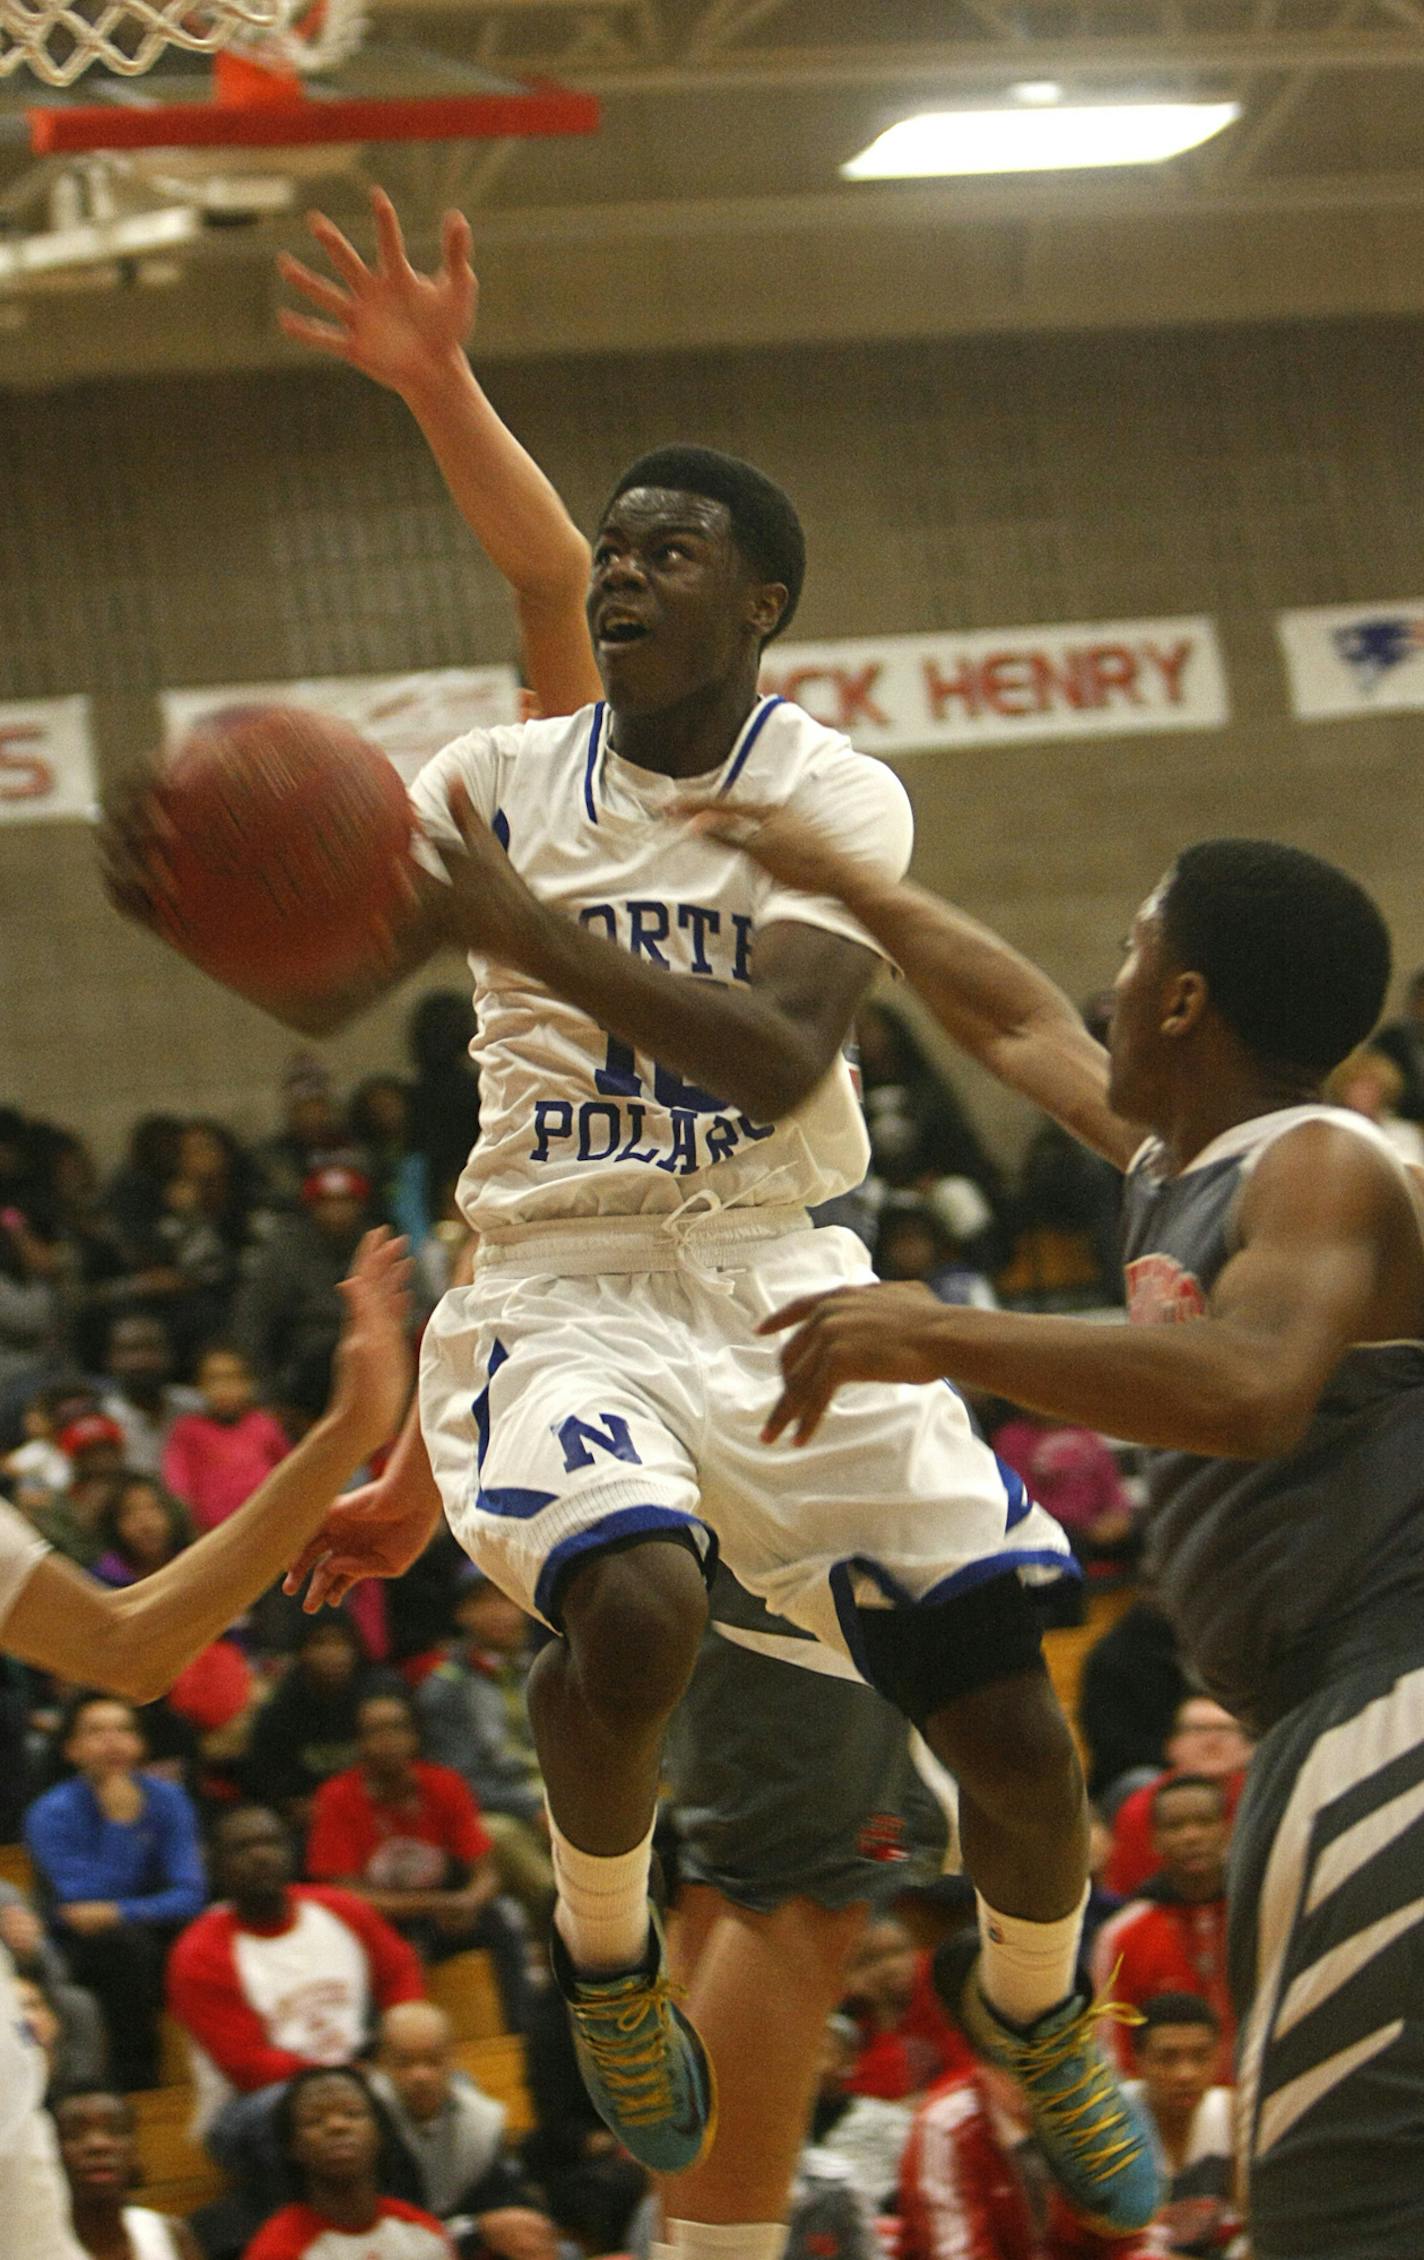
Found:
[0,1230,410,2259]
[273,188,952,2260]
[125,195,1160,2251]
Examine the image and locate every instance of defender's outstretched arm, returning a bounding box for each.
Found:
[2,1232,411,1698]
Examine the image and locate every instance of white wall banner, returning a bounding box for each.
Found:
[161,666,522,785]
[1277,602,1424,720]
[759,619,1227,752]
[0,696,96,823]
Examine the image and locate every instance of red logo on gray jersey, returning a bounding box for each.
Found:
[1125,1252,1208,1325]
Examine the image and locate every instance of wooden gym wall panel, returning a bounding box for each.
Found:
[0,315,1422,1159]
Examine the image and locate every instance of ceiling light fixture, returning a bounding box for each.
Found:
[842,102,1241,180]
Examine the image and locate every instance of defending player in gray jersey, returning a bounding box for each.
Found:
[697,810,1424,2260]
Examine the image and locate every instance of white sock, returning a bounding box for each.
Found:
[657,2225,786,2260]
[976,1885,1089,2029]
[549,1811,653,1975]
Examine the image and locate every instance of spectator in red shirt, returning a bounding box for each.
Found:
[1090,1779,1234,2083]
[162,1345,290,1535]
[1104,1700,1251,1899]
[166,1799,423,2214]
[841,1916,972,2101]
[243,2065,454,2260]
[898,2050,1158,2260]
[306,1689,529,2030]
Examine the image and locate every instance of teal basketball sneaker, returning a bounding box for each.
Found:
[939,1939,1160,2234]
[551,1904,717,2175]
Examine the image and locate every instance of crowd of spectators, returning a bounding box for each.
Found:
[7,962,1400,2257]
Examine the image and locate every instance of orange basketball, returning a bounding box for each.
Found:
[153,704,414,993]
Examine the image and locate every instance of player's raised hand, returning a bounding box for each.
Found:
[673,795,871,903]
[326,1227,415,1457]
[757,1280,950,1444]
[278,185,478,399]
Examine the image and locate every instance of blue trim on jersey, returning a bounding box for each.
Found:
[995,1455,1033,1532]
[534,1505,715,1626]
[470,1339,554,1518]
[582,703,605,825]
[492,808,511,851]
[478,1480,559,1521]
[720,695,783,796]
[828,1546,1080,1683]
[471,1338,509,1471]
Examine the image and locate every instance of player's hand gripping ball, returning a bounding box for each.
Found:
[117,705,415,995]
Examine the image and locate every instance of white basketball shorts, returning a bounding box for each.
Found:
[420,1210,1075,1671]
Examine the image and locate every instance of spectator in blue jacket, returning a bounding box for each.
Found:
[24,1689,205,2088]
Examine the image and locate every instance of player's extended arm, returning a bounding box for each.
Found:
[761,1121,1408,1451]
[3,1232,412,1699]
[685,798,1139,1167]
[279,187,601,721]
[429,783,881,1121]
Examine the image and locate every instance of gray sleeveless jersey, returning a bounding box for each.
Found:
[1120,1105,1424,1732]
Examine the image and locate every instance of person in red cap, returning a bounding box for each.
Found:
[32,1412,127,1568]
[232,1164,374,1425]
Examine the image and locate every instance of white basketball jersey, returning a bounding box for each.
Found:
[410,695,913,1231]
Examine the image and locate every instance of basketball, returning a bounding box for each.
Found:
[152,703,415,993]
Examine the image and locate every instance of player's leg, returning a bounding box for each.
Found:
[420,1279,716,2174]
[852,1578,1159,2235]
[653,1593,948,2259]
[1231,1653,1424,2260]
[710,1223,1155,2233]
[857,1575,1090,1931]
[660,1888,866,2251]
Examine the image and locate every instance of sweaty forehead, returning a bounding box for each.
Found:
[597,487,733,543]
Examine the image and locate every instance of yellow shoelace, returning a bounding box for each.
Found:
[574,1975,681,2127]
[1009,1993,1147,2178]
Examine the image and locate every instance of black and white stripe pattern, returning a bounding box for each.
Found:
[1230,1655,1424,2259]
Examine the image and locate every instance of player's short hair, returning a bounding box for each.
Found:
[1160,839,1391,1074]
[1137,1990,1219,2039]
[1151,1770,1226,1822]
[604,444,806,639]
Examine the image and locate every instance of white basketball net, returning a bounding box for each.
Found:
[0,0,366,85]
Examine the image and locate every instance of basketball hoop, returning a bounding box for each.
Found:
[0,0,366,86]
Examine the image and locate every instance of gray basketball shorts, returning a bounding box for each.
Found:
[1231,1648,1424,2260]
[664,1566,951,1914]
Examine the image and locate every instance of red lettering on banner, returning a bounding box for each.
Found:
[1083,645,1143,707]
[1142,639,1194,705]
[1030,652,1092,712]
[833,664,890,729]
[0,727,54,802]
[770,665,890,733]
[923,657,982,720]
[981,654,1036,717]
[771,668,839,728]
